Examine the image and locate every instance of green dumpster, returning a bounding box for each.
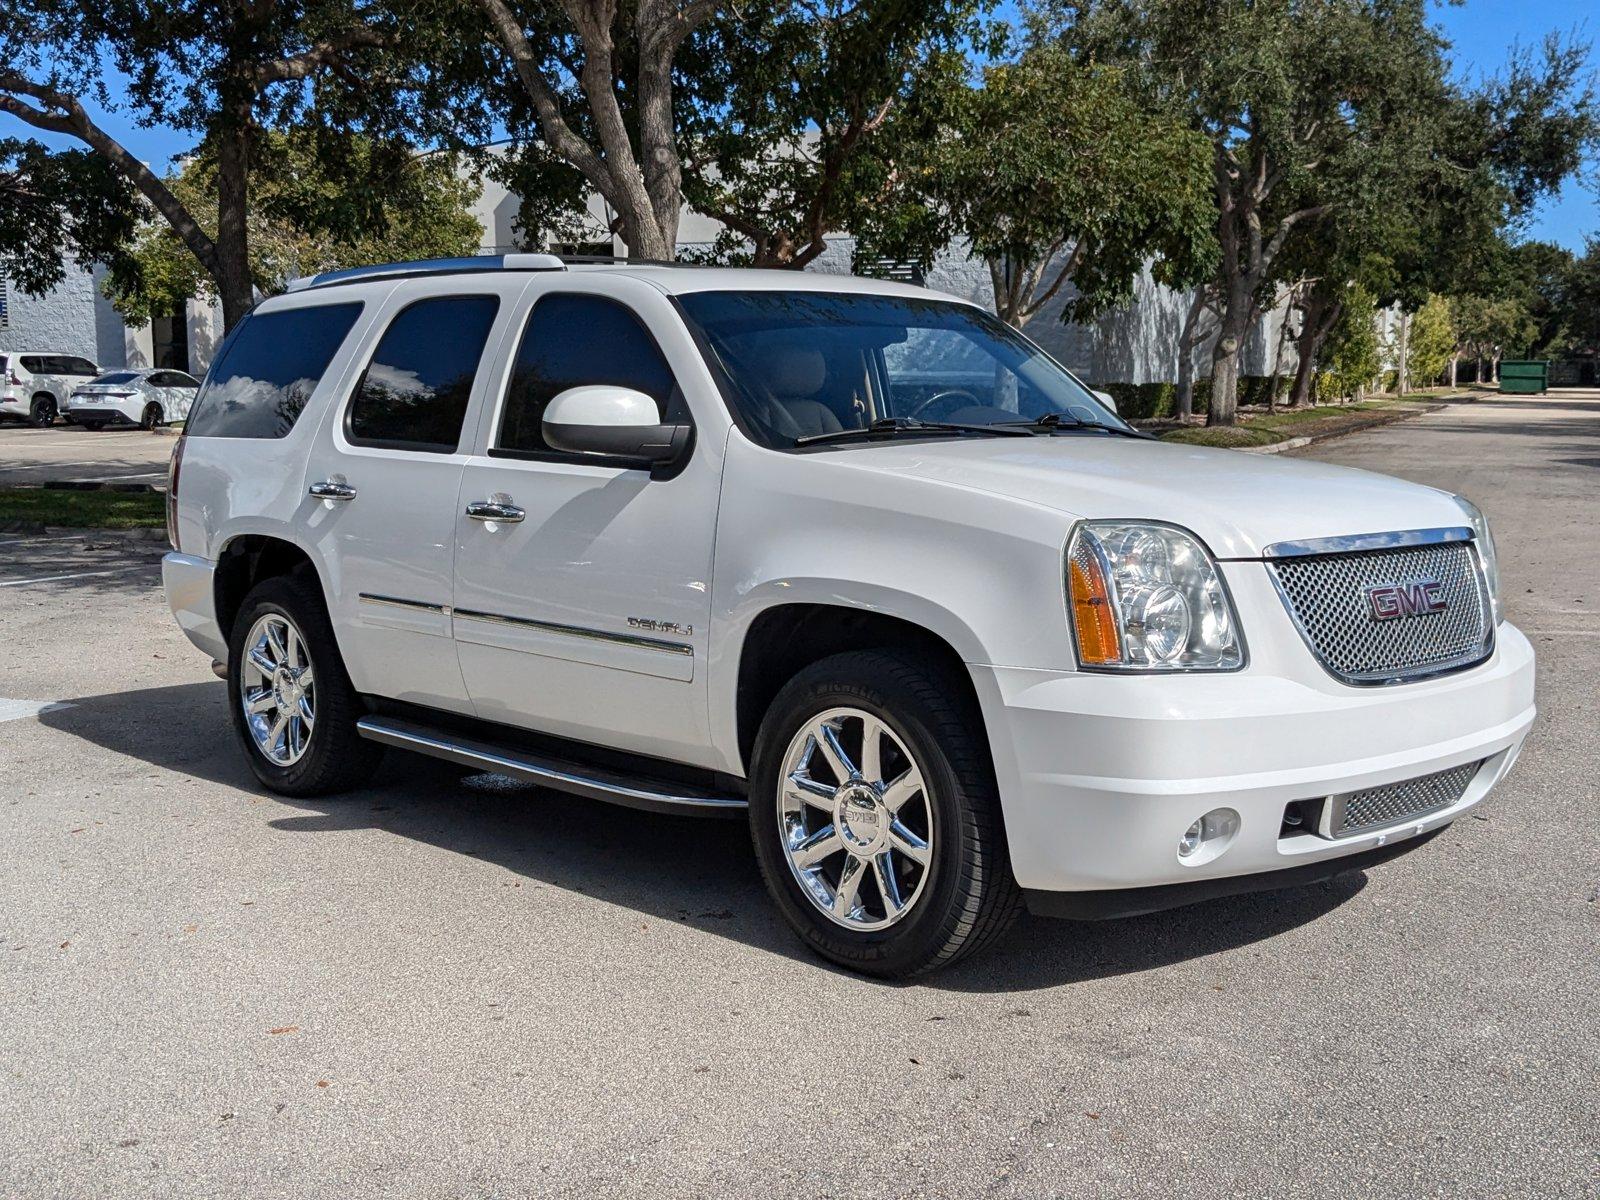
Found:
[1498,360,1548,394]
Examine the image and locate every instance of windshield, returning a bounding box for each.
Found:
[677,290,1130,449]
[91,372,140,385]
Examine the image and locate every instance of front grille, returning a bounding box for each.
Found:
[1268,540,1492,684]
[1328,760,1482,837]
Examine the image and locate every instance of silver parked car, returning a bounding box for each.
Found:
[68,368,201,430]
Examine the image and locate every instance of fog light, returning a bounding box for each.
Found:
[1177,807,1240,863]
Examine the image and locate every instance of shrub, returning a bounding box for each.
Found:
[1160,426,1279,448]
[1098,381,1176,420]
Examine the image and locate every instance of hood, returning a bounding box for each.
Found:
[820,435,1468,559]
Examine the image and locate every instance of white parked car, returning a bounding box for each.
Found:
[68,368,201,430]
[160,256,1535,977]
[0,351,100,426]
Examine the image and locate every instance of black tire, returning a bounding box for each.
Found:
[140,402,163,430]
[748,649,1022,978]
[226,573,382,797]
[29,395,56,427]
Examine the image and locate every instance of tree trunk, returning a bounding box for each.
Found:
[1395,309,1410,397]
[1174,288,1208,419]
[1205,286,1249,427]
[1448,353,1459,389]
[1286,294,1337,409]
[213,121,254,331]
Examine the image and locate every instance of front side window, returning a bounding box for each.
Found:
[496,293,681,456]
[67,357,98,376]
[677,290,1129,449]
[347,296,500,452]
[186,302,363,439]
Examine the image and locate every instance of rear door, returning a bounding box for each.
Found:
[301,279,526,714]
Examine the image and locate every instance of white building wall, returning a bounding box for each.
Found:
[0,264,130,370]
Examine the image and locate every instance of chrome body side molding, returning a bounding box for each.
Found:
[451,607,693,656]
[355,715,746,817]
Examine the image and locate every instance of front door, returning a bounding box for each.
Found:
[450,281,723,766]
[302,285,516,714]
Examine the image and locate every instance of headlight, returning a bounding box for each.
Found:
[1455,496,1501,624]
[1067,521,1243,671]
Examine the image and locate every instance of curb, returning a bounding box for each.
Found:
[42,480,163,493]
[1239,402,1446,454]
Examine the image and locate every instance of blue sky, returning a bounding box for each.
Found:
[10,0,1597,251]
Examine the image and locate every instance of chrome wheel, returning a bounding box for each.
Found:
[777,706,934,931]
[239,612,316,767]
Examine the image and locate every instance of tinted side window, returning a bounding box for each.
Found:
[20,356,43,373]
[497,294,680,455]
[186,302,363,439]
[67,358,98,376]
[347,296,499,452]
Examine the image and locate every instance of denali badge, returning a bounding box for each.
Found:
[628,616,694,637]
[1365,579,1447,621]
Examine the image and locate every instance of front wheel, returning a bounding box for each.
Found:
[226,574,382,797]
[748,650,1021,978]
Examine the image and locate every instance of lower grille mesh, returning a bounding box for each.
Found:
[1332,761,1482,836]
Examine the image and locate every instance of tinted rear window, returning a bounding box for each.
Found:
[347,295,499,452]
[94,372,140,385]
[186,302,363,439]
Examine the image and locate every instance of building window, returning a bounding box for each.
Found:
[853,256,926,287]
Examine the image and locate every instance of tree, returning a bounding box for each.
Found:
[104,131,484,325]
[677,0,986,269]
[1324,282,1380,401]
[0,136,141,295]
[1453,294,1535,384]
[1050,1,1599,426]
[468,0,720,260]
[856,44,1216,328]
[1406,293,1455,389]
[1,0,408,330]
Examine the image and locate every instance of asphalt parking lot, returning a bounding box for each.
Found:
[1,392,1596,1198]
[0,423,174,489]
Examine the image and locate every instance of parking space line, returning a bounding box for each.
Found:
[3,460,102,472]
[0,535,91,548]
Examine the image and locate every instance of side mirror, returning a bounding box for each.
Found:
[542,385,691,465]
[1092,389,1119,414]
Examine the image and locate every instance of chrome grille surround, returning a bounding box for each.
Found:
[1323,760,1483,837]
[1264,528,1494,685]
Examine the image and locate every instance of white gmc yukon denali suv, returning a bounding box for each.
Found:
[161,255,1535,977]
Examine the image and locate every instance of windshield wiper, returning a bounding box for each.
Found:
[794,416,1036,447]
[995,413,1152,439]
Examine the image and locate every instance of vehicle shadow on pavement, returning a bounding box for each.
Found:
[42,681,1365,992]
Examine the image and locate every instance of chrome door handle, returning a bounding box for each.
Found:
[308,480,357,501]
[465,499,526,524]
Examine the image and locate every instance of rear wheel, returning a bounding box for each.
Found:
[140,402,163,430]
[227,574,382,797]
[29,395,56,427]
[748,650,1021,978]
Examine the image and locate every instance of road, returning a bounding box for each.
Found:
[1,392,1596,1198]
[0,424,173,489]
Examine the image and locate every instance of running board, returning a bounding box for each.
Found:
[355,715,747,818]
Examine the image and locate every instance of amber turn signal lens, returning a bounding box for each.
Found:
[1069,554,1121,665]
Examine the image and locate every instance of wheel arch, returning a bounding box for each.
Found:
[213,533,328,645]
[729,597,987,777]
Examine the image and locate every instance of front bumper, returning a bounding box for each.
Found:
[971,610,1536,901]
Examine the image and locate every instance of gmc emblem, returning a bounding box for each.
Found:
[1366,579,1448,621]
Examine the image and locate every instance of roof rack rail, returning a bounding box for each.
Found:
[286,253,567,292]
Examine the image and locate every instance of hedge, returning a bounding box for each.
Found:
[1096,375,1292,420]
